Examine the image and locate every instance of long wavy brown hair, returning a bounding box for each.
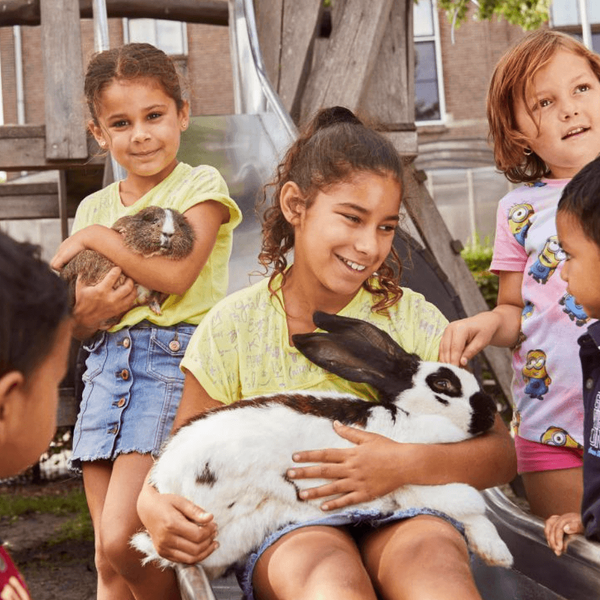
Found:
[258,106,405,314]
[487,30,600,183]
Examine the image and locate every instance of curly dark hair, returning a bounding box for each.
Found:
[258,106,405,313]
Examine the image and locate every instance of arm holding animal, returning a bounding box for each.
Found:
[137,372,221,564]
[71,267,138,340]
[439,271,524,366]
[288,414,516,511]
[51,201,229,296]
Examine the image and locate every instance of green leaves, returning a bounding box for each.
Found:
[435,0,551,31]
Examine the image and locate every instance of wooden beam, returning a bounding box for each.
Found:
[402,164,513,400]
[0,0,229,27]
[299,0,394,124]
[40,0,88,161]
[0,125,102,170]
[0,182,59,220]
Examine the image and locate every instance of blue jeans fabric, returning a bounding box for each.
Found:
[70,321,196,471]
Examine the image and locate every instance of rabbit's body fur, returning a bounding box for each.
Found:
[61,206,194,325]
[131,312,513,579]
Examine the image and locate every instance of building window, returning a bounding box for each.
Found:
[414,0,445,123]
[124,19,188,56]
[550,0,600,53]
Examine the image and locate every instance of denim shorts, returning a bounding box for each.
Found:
[70,321,196,471]
[235,508,467,600]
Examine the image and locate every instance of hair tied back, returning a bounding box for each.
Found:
[314,106,363,131]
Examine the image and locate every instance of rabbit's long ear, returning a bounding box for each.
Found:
[293,313,421,398]
[312,311,402,357]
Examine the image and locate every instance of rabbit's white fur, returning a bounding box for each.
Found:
[132,312,513,579]
[61,206,194,325]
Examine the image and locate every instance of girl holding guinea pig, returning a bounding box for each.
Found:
[138,107,516,600]
[50,43,241,600]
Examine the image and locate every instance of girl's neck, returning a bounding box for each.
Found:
[281,267,358,338]
[118,161,179,206]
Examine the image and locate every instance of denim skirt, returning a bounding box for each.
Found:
[70,321,196,471]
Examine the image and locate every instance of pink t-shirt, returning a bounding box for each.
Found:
[491,178,589,450]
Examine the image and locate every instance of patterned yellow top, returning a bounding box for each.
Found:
[71,163,242,330]
[181,276,448,404]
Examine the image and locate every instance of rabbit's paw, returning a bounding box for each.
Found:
[463,517,513,568]
[130,531,175,570]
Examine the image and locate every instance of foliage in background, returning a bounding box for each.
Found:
[461,234,498,309]
[435,0,551,31]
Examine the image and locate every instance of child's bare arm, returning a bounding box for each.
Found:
[52,201,229,296]
[545,512,584,556]
[288,414,517,511]
[440,271,524,366]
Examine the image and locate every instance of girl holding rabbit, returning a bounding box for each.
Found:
[137,106,516,600]
[440,30,600,524]
[50,43,241,600]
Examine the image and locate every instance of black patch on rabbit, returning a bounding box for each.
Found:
[60,206,195,326]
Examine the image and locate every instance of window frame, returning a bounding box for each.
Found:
[122,18,189,57]
[414,0,446,126]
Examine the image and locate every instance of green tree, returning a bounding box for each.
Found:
[436,0,552,31]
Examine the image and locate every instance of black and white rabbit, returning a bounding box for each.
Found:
[60,206,195,325]
[131,311,513,579]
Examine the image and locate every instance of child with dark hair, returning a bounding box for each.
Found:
[545,155,600,555]
[0,231,72,600]
[138,106,516,600]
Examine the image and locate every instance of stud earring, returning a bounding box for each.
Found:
[523,147,533,156]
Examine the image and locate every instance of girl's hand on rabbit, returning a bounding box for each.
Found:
[51,225,106,271]
[72,267,137,339]
[544,512,584,556]
[287,421,412,511]
[137,483,219,565]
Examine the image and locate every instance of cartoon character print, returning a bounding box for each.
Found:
[508,203,534,247]
[528,235,566,284]
[522,349,552,400]
[515,302,534,350]
[511,410,521,437]
[540,426,582,449]
[559,293,590,327]
[524,181,548,188]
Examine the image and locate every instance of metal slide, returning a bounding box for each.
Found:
[175,1,600,598]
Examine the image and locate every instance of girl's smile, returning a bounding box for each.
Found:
[284,171,401,313]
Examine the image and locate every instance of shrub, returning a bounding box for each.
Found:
[461,234,498,309]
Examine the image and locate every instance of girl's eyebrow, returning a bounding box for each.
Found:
[535,71,592,96]
[336,202,400,221]
[105,104,168,121]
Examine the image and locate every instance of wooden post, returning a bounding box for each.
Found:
[298,0,394,124]
[40,0,88,161]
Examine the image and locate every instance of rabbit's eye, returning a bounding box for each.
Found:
[426,368,462,397]
[432,379,451,391]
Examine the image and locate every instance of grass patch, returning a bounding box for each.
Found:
[0,486,94,544]
[461,234,498,310]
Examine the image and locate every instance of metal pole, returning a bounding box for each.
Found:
[92,0,127,181]
[579,0,592,50]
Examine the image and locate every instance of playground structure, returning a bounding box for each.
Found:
[1,1,600,598]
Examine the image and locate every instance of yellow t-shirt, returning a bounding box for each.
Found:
[71,163,242,330]
[181,276,448,404]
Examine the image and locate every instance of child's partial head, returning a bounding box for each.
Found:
[84,42,187,126]
[557,156,600,319]
[488,29,600,182]
[0,233,72,477]
[259,106,404,311]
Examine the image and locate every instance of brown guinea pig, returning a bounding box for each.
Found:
[60,206,195,327]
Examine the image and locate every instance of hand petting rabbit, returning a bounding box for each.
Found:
[132,311,513,579]
[60,206,195,326]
